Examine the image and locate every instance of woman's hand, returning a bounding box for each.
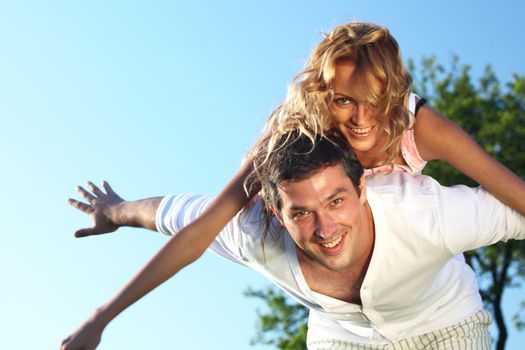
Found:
[60,312,105,350]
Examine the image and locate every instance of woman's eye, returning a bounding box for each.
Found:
[366,101,378,110]
[334,97,354,106]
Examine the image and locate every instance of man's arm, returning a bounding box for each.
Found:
[67,180,162,237]
[438,184,525,254]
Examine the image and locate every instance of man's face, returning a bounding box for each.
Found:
[275,164,373,272]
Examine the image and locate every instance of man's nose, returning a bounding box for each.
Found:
[314,213,337,239]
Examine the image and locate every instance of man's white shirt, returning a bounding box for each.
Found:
[156,173,525,344]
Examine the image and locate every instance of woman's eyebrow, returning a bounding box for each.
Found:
[333,92,354,99]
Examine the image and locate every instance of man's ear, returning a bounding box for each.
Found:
[358,174,367,204]
[270,205,284,225]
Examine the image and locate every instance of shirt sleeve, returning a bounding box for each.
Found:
[155,194,251,266]
[437,185,525,254]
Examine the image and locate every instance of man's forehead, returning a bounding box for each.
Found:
[279,164,348,186]
[277,164,355,202]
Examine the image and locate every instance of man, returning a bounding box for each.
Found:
[62,131,524,349]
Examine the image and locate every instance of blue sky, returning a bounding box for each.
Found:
[1,1,524,349]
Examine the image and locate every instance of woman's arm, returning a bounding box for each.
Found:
[61,199,238,350]
[414,105,525,216]
[62,162,254,350]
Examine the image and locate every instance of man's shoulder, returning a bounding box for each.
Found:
[366,172,490,214]
[239,196,267,228]
[238,197,286,242]
[232,197,289,264]
[366,172,440,198]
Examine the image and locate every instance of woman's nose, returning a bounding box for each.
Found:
[351,103,371,126]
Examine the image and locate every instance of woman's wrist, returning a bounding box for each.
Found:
[92,304,114,329]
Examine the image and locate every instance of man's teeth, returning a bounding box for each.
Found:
[321,236,342,248]
[351,126,372,134]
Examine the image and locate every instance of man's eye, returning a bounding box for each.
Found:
[293,211,308,219]
[332,198,343,206]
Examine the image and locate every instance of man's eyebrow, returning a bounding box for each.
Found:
[288,204,309,212]
[325,187,350,202]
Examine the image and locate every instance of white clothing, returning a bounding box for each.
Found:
[156,173,525,345]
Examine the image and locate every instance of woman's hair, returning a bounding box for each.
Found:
[267,21,413,166]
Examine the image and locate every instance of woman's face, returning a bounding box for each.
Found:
[330,60,385,157]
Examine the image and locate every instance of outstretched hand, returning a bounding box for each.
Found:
[68,181,124,238]
[60,313,104,350]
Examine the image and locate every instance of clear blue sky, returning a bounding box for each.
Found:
[1,1,524,349]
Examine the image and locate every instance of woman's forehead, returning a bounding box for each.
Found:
[332,60,382,99]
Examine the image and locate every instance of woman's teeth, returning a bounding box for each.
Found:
[351,126,372,134]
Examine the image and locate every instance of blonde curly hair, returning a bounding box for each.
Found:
[263,21,413,168]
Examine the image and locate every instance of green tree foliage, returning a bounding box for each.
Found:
[246,57,525,350]
[244,287,308,349]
